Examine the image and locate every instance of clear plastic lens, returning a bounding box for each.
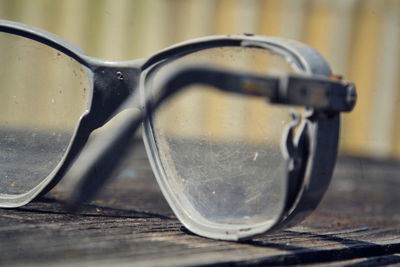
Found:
[0,32,90,198]
[148,46,302,227]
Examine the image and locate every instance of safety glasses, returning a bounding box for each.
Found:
[0,20,356,241]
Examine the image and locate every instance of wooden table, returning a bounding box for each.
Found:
[1,140,400,266]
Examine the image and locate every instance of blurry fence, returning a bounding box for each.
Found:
[0,0,399,159]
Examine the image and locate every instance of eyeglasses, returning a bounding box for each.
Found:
[0,20,356,241]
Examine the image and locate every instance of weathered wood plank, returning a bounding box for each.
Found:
[0,141,399,266]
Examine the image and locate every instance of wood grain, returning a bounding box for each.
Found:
[1,140,399,266]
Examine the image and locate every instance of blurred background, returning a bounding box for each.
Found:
[0,0,399,159]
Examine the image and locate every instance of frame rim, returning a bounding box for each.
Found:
[140,35,338,240]
[0,19,143,206]
[0,19,95,206]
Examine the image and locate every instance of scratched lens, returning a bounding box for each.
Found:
[146,46,303,229]
[0,32,90,206]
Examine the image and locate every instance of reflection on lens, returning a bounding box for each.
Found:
[147,47,303,227]
[0,32,90,200]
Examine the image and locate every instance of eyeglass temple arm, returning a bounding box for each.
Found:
[64,65,356,211]
[161,66,357,113]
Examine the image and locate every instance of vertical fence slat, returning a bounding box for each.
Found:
[368,0,400,158]
[341,0,384,156]
[280,0,306,40]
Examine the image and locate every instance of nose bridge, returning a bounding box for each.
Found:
[88,66,141,129]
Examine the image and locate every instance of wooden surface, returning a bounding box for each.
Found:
[1,140,400,266]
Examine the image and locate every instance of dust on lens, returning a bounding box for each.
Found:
[148,46,304,227]
[0,32,90,200]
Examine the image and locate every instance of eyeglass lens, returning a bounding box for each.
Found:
[147,46,305,226]
[0,32,90,199]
